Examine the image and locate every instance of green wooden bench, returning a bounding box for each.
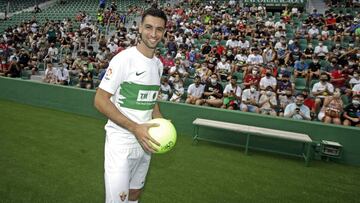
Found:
[192,118,313,166]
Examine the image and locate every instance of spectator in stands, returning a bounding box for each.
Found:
[56,63,69,85]
[247,48,263,65]
[258,86,277,116]
[199,74,224,107]
[43,63,57,84]
[222,75,242,110]
[243,66,260,89]
[186,76,204,105]
[216,56,231,81]
[308,24,320,39]
[303,43,314,59]
[293,55,309,79]
[159,77,172,101]
[314,41,329,59]
[349,71,360,88]
[308,56,321,80]
[352,83,360,95]
[78,62,93,89]
[329,61,346,88]
[47,43,59,62]
[18,48,30,70]
[318,88,343,124]
[312,72,334,113]
[169,79,184,103]
[284,93,311,120]
[259,68,277,90]
[240,84,260,113]
[343,94,360,127]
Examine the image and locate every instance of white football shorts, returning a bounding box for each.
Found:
[104,132,151,203]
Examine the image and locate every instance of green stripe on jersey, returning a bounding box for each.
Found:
[119,82,160,110]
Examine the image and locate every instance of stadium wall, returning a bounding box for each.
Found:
[1,77,359,166]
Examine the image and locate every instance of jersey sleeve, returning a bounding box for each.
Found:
[98,53,127,95]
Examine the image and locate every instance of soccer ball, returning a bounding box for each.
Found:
[146,118,177,154]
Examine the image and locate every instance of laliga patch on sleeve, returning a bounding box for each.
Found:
[104,68,113,80]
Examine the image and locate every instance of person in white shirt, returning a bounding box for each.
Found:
[216,57,231,80]
[352,83,360,95]
[238,38,250,49]
[43,63,57,84]
[56,64,69,85]
[349,71,360,88]
[94,8,168,203]
[246,48,263,65]
[284,93,311,120]
[265,18,275,27]
[159,77,172,101]
[48,43,59,62]
[291,7,299,17]
[240,84,260,113]
[226,36,239,49]
[259,69,277,90]
[258,86,277,116]
[314,42,328,57]
[168,59,188,79]
[222,75,242,110]
[169,80,184,103]
[107,41,118,53]
[308,25,320,39]
[312,72,334,112]
[274,19,286,30]
[186,76,205,105]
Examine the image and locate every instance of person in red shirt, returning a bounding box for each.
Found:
[0,56,9,74]
[161,53,175,74]
[325,14,337,30]
[302,89,316,119]
[243,66,261,89]
[215,42,225,56]
[330,67,346,88]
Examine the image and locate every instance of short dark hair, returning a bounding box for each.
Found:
[141,8,167,25]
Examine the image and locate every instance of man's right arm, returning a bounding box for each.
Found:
[94,88,159,153]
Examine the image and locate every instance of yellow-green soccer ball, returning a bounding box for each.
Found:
[146,118,177,154]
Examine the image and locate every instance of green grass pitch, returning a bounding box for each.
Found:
[0,99,359,202]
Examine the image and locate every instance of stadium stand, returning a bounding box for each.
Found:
[0,0,359,127]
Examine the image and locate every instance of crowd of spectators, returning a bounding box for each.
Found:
[0,0,359,127]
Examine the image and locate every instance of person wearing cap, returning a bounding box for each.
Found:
[284,93,311,120]
[343,94,360,127]
[199,74,224,107]
[259,67,277,91]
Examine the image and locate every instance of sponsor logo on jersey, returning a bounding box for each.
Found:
[137,90,158,102]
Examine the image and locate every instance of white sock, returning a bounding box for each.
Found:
[128,201,138,203]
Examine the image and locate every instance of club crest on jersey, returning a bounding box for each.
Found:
[119,191,127,201]
[104,68,113,80]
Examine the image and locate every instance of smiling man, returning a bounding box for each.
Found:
[94,8,167,203]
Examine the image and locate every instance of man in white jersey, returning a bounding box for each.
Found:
[94,8,167,203]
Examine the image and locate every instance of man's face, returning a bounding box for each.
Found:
[139,16,166,49]
[295,97,304,106]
